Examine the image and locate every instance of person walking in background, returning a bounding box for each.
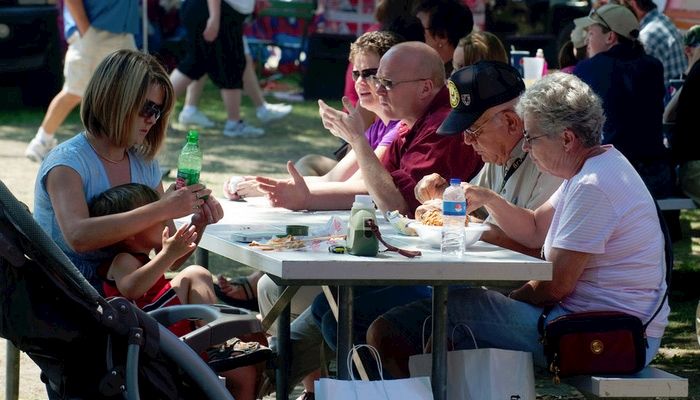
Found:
[25,0,139,162]
[169,0,264,137]
[177,37,292,129]
[622,0,687,82]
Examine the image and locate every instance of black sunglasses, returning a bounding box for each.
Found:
[370,76,430,91]
[351,68,378,81]
[139,100,162,121]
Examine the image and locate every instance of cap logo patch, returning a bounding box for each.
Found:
[448,80,460,109]
[461,94,471,107]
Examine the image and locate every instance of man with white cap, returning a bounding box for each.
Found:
[574,3,673,199]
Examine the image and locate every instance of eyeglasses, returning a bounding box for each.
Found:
[463,110,508,141]
[351,68,378,81]
[370,76,430,91]
[522,129,548,145]
[590,9,612,31]
[139,100,162,121]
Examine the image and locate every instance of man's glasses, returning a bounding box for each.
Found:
[590,9,612,31]
[351,68,378,81]
[370,76,430,91]
[463,110,508,141]
[139,100,162,121]
[522,129,548,145]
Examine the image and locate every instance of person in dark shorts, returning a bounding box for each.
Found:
[170,0,264,137]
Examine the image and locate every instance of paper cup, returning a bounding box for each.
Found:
[522,57,545,81]
[510,50,530,77]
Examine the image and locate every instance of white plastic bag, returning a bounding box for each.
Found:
[408,324,535,400]
[315,345,434,400]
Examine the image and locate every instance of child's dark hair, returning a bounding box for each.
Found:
[89,183,160,217]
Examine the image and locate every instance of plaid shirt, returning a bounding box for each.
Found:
[639,9,688,82]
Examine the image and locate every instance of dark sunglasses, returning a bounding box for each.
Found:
[139,100,162,121]
[351,68,378,81]
[370,76,430,91]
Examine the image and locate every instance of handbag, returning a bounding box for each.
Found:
[408,322,536,400]
[540,201,672,382]
[315,345,434,400]
[539,310,649,382]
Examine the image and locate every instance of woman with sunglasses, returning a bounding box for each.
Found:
[34,49,223,291]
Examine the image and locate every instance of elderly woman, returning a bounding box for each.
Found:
[368,72,669,377]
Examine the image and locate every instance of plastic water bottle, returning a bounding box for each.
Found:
[175,130,202,189]
[441,178,466,257]
[536,48,549,76]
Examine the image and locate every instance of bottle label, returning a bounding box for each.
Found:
[176,168,200,189]
[443,201,467,216]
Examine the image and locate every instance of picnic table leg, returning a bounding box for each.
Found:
[194,248,209,268]
[276,285,292,400]
[5,341,19,400]
[336,286,354,379]
[431,286,448,400]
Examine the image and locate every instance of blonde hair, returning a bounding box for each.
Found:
[349,31,402,63]
[456,31,508,68]
[81,49,174,160]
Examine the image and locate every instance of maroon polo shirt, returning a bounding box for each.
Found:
[381,86,483,215]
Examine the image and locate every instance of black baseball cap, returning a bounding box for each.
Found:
[437,61,525,135]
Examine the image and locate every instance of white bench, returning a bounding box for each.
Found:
[657,197,697,211]
[566,367,688,399]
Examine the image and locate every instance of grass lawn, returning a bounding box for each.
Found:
[1,76,698,398]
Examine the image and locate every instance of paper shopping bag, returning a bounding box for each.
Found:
[315,344,434,400]
[314,376,433,400]
[409,347,535,400]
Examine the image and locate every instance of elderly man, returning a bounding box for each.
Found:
[368,72,668,380]
[261,41,482,216]
[623,0,687,82]
[413,61,563,257]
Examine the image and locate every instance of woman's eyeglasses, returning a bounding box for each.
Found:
[522,129,548,145]
[139,100,162,121]
[370,76,430,91]
[351,68,378,81]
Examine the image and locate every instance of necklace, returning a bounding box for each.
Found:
[84,133,127,164]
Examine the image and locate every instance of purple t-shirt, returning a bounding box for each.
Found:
[366,119,399,150]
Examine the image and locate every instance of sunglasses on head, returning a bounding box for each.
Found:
[351,68,378,81]
[139,100,162,121]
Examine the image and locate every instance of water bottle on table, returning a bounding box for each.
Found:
[441,178,466,257]
[176,130,202,189]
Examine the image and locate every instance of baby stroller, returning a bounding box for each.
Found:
[0,180,265,399]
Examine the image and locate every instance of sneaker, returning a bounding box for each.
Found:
[25,136,58,162]
[256,103,292,123]
[178,109,215,128]
[223,120,265,138]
